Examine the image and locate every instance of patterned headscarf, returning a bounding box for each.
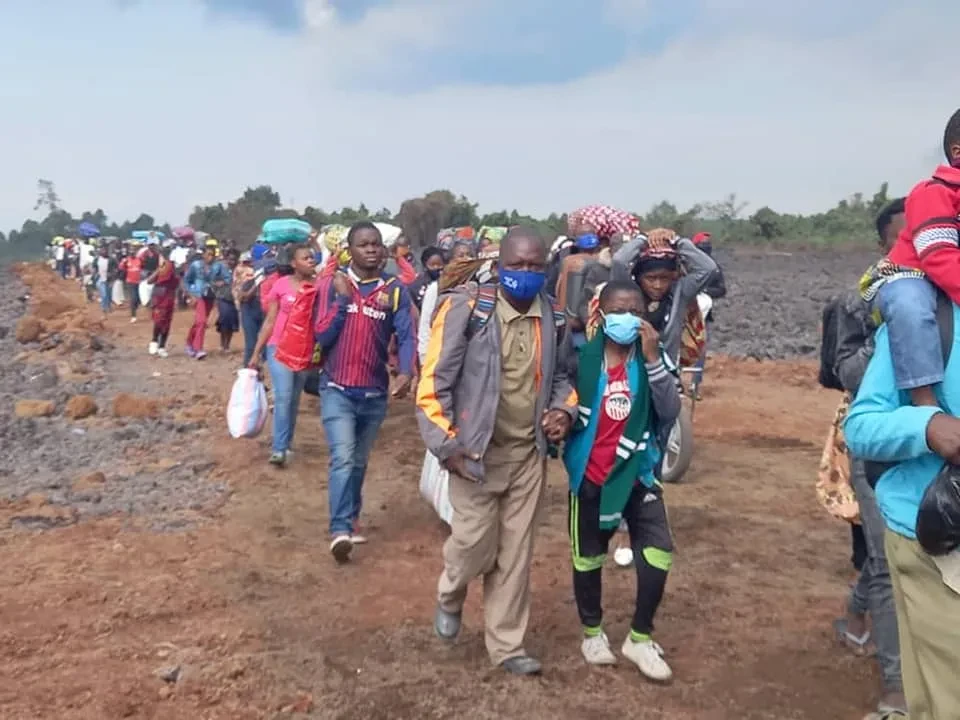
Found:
[567,205,640,240]
[637,244,678,273]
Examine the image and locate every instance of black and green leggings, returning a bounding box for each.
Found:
[569,480,673,638]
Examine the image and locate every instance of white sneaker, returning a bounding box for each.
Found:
[130,317,137,324]
[330,535,353,564]
[157,348,168,358]
[622,636,673,682]
[148,341,158,355]
[581,632,617,665]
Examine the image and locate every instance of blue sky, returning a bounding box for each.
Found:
[1,0,957,231]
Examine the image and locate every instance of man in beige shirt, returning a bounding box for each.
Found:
[417,228,578,675]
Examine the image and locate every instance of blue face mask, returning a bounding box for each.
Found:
[576,233,600,250]
[499,268,546,301]
[602,312,642,346]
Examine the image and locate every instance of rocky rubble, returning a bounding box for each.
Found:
[0,265,227,531]
[707,246,875,360]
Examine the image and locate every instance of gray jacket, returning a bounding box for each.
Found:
[612,236,718,361]
[832,289,876,394]
[416,284,578,480]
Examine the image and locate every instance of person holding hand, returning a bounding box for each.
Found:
[416,226,578,676]
[562,280,681,681]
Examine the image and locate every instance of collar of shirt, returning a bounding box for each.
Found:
[496,294,542,324]
[347,267,386,288]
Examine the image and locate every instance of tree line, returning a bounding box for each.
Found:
[0,179,896,262]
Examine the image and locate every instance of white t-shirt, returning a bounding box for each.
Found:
[54,246,65,261]
[418,281,439,365]
[96,257,110,280]
[79,243,93,269]
[170,246,189,267]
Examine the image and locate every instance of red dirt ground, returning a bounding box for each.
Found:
[0,271,877,719]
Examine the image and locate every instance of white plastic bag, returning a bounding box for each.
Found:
[111,279,125,305]
[419,450,453,525]
[696,292,713,318]
[138,280,155,307]
[226,369,268,439]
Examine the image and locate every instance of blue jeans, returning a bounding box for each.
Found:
[878,277,943,390]
[240,302,264,367]
[240,299,263,367]
[266,345,309,453]
[320,387,388,536]
[847,459,903,693]
[97,280,111,312]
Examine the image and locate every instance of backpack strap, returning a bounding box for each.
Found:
[550,296,566,331]
[467,283,498,338]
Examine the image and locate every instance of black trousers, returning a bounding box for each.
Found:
[569,480,673,635]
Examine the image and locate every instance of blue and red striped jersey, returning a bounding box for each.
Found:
[315,270,415,397]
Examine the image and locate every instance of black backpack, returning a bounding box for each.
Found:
[818,298,845,391]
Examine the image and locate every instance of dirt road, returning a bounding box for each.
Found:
[1,263,876,719]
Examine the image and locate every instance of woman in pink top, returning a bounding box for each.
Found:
[248,246,318,466]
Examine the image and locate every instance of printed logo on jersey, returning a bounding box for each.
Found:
[603,379,632,422]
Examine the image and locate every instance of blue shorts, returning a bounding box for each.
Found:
[877,277,944,390]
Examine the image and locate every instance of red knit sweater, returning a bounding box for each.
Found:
[888,165,960,303]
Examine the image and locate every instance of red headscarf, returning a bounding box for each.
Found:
[567,205,640,240]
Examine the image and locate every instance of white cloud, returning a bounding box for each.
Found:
[1,0,958,233]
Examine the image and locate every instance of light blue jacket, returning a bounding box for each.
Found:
[844,317,956,539]
[184,259,229,298]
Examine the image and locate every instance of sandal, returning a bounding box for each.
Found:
[833,617,876,657]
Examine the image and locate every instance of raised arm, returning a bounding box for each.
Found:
[612,234,648,282]
[675,238,719,306]
[314,274,350,350]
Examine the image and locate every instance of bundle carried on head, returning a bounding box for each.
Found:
[567,205,640,240]
[439,249,498,291]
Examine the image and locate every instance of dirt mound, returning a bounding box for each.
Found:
[113,393,161,419]
[14,316,42,343]
[0,263,226,530]
[11,263,107,348]
[64,394,98,419]
[14,399,56,417]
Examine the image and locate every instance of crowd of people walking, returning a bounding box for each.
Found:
[46,110,960,719]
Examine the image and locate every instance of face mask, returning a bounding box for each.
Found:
[576,233,600,250]
[602,312,642,346]
[427,268,442,281]
[499,269,546,302]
